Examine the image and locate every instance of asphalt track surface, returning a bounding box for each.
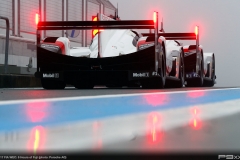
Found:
[0,86,240,156]
[104,112,240,152]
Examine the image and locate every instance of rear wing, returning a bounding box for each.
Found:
[36,12,160,72]
[142,26,200,53]
[142,33,196,40]
[37,20,155,31]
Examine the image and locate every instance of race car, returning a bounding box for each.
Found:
[138,33,185,88]
[35,12,168,89]
[35,12,215,89]
[141,24,216,88]
[184,44,216,87]
[38,29,158,89]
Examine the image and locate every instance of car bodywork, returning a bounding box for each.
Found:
[142,30,216,87]
[35,13,215,89]
[35,12,167,89]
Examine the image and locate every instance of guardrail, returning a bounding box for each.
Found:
[0,16,9,74]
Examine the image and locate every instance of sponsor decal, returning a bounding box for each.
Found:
[152,71,158,76]
[43,73,59,78]
[186,72,199,78]
[55,73,59,78]
[133,72,149,77]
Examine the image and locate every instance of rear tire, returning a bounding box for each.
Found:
[164,51,185,88]
[142,54,166,89]
[41,79,66,89]
[203,55,215,87]
[186,55,204,87]
[175,52,185,88]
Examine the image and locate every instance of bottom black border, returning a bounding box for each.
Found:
[1,152,240,160]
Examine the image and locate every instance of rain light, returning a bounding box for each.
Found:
[35,13,39,25]
[153,12,157,23]
[195,26,199,36]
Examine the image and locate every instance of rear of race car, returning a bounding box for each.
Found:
[35,13,165,89]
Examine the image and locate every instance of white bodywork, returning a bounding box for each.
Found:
[65,13,137,58]
[100,30,137,57]
[183,45,215,78]
[159,40,214,80]
[137,36,183,78]
[66,30,137,58]
[203,52,214,76]
[57,37,70,55]
[165,40,182,77]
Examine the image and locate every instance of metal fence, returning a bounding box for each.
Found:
[0,0,13,34]
[0,0,116,46]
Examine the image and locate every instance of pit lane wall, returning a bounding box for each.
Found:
[0,34,37,75]
[0,74,41,88]
[0,34,41,88]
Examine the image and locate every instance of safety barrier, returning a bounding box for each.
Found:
[0,16,10,74]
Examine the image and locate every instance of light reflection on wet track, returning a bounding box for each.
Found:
[0,87,240,153]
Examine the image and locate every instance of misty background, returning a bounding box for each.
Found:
[110,0,240,87]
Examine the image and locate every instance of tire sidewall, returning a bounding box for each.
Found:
[159,45,166,88]
[179,52,185,86]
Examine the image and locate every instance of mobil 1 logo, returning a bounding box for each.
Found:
[133,72,149,78]
[129,71,151,80]
[43,73,59,78]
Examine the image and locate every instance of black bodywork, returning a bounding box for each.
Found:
[35,46,156,86]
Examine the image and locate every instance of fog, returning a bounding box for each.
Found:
[110,0,240,87]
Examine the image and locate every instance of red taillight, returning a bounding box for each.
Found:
[35,13,39,25]
[92,16,97,21]
[153,12,157,23]
[195,26,198,36]
[92,16,98,37]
